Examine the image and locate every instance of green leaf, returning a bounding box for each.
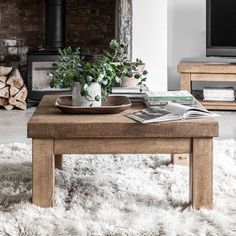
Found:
[110,39,120,50]
[143,70,148,75]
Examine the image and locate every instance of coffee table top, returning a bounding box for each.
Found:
[27,95,219,139]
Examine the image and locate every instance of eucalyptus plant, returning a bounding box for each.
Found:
[104,39,148,87]
[105,39,127,62]
[50,47,116,101]
[96,56,117,98]
[50,39,148,101]
[50,47,82,89]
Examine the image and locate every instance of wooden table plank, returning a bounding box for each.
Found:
[54,138,192,155]
[178,63,236,74]
[28,95,219,139]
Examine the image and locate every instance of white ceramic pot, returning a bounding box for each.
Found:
[72,82,102,107]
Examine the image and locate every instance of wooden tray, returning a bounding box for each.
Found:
[55,95,132,114]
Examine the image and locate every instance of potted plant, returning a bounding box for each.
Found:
[50,40,148,107]
[104,39,148,88]
[50,46,119,107]
[50,47,102,107]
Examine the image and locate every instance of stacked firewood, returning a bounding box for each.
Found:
[0,66,28,110]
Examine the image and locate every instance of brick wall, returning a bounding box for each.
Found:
[0,0,115,68]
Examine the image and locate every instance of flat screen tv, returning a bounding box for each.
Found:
[207,0,236,57]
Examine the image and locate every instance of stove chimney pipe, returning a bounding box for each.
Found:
[45,0,66,50]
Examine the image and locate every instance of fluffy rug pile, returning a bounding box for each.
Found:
[0,140,236,235]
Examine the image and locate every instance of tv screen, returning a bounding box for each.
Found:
[207,0,236,56]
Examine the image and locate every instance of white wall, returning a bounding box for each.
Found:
[168,0,206,90]
[133,0,167,91]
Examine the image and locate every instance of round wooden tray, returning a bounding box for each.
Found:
[55,95,132,114]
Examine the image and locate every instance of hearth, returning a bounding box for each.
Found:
[27,0,68,104]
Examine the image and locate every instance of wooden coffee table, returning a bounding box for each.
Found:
[27,95,219,209]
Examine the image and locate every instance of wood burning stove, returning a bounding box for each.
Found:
[27,52,70,103]
[27,0,68,104]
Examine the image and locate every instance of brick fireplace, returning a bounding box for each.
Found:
[0,0,116,67]
[0,0,132,103]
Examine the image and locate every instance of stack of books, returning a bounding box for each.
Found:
[111,86,149,102]
[144,90,195,106]
[203,87,235,101]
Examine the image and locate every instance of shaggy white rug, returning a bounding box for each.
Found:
[0,140,236,235]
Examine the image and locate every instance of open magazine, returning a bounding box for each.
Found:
[126,102,219,124]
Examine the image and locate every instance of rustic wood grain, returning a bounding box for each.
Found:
[171,153,189,166]
[27,96,218,139]
[180,73,191,92]
[9,86,19,97]
[6,69,24,89]
[0,76,7,84]
[4,104,14,111]
[190,138,213,209]
[178,63,236,74]
[0,81,5,89]
[200,101,236,110]
[0,68,27,110]
[0,87,9,98]
[8,98,27,110]
[0,98,7,106]
[32,139,55,208]
[0,66,12,76]
[191,73,236,82]
[54,138,192,155]
[55,155,63,170]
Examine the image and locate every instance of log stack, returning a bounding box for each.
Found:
[0,66,28,110]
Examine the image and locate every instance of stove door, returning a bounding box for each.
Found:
[27,54,70,102]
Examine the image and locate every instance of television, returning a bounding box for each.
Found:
[207,0,236,57]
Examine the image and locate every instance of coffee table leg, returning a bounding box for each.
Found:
[190,138,213,209]
[55,155,63,170]
[32,139,55,208]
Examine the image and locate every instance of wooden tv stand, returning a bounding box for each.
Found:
[178,62,236,110]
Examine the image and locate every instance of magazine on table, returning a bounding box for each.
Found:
[126,102,219,124]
